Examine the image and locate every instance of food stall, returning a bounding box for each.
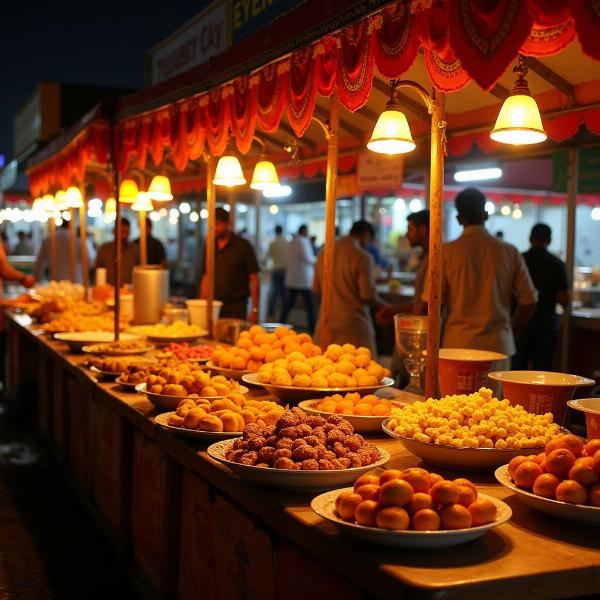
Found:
[10,1,600,598]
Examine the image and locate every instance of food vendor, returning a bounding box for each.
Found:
[94,218,140,285]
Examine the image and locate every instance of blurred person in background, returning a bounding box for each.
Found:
[13,231,34,255]
[199,207,260,322]
[264,225,288,320]
[280,224,316,331]
[512,223,569,370]
[135,218,166,267]
[35,220,88,282]
[313,220,388,353]
[94,218,139,285]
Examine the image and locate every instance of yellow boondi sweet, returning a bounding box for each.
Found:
[255,343,391,389]
[386,387,561,449]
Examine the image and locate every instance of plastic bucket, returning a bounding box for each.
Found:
[437,348,508,396]
[567,398,600,437]
[186,299,223,329]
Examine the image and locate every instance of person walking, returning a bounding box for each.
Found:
[427,188,537,367]
[264,225,288,320]
[313,220,387,353]
[34,221,86,282]
[279,224,316,331]
[94,218,139,286]
[512,223,569,370]
[199,207,260,322]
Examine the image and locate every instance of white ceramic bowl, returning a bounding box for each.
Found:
[207,439,390,492]
[311,488,512,548]
[242,373,396,403]
[155,412,242,440]
[495,465,600,525]
[488,370,594,422]
[567,398,600,438]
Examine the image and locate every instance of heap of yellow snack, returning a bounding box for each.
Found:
[315,393,393,416]
[132,320,205,338]
[144,362,242,397]
[167,393,284,432]
[256,343,391,388]
[42,312,127,333]
[386,387,561,449]
[210,325,321,372]
[29,297,105,323]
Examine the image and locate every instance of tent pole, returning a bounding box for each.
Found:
[114,169,121,341]
[49,217,57,281]
[139,211,147,266]
[320,92,340,350]
[68,208,77,281]
[206,156,216,338]
[424,90,446,399]
[561,147,577,372]
[79,185,89,298]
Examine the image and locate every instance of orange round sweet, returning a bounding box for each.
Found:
[371,403,391,416]
[457,485,478,508]
[569,457,599,486]
[440,503,472,530]
[532,453,547,471]
[355,500,380,527]
[513,461,544,490]
[355,484,380,502]
[379,479,414,507]
[592,450,600,472]
[532,473,560,499]
[453,477,477,492]
[555,480,587,505]
[353,403,373,416]
[430,481,459,505]
[337,493,363,522]
[546,448,576,479]
[352,475,379,492]
[411,508,441,531]
[376,506,410,530]
[401,468,431,494]
[508,455,531,480]
[555,434,584,458]
[428,473,444,487]
[544,437,562,456]
[335,490,355,513]
[584,439,600,457]
[407,492,433,515]
[468,499,497,526]
[589,483,600,507]
[378,469,404,485]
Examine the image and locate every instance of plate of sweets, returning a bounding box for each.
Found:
[312,468,511,548]
[207,407,389,492]
[155,341,213,362]
[383,388,565,471]
[127,321,208,344]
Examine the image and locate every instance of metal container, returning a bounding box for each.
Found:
[214,318,249,344]
[133,266,169,324]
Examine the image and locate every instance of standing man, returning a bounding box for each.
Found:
[376,209,430,323]
[35,220,86,282]
[280,224,316,331]
[313,220,388,353]
[94,218,139,286]
[435,188,537,365]
[136,218,167,267]
[200,207,260,322]
[264,225,288,320]
[512,223,569,370]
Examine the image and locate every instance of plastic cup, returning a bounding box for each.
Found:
[186,299,223,330]
[436,349,508,397]
[567,398,600,438]
[488,371,594,423]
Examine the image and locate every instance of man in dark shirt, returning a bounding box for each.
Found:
[199,207,260,322]
[136,218,167,267]
[512,223,569,370]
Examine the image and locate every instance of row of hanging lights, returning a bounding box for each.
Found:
[213,145,281,190]
[368,55,546,154]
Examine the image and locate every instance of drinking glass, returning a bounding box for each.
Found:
[394,314,428,394]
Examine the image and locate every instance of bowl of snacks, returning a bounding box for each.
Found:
[82,339,155,356]
[488,370,594,423]
[155,394,285,440]
[155,342,214,363]
[207,408,390,492]
[127,321,208,344]
[567,399,600,438]
[87,355,155,379]
[298,394,405,433]
[495,434,600,524]
[312,468,511,548]
[383,388,564,471]
[54,331,141,352]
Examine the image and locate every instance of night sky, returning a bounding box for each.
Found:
[0,0,208,158]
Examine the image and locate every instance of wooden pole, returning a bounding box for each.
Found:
[424,90,446,399]
[254,193,261,257]
[114,171,121,341]
[320,92,340,350]
[49,217,57,281]
[79,186,89,298]
[206,156,216,338]
[561,147,577,371]
[139,210,147,266]
[68,208,77,281]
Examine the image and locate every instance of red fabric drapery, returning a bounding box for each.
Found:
[29,0,600,191]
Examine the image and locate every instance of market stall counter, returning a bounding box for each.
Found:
[5,312,600,600]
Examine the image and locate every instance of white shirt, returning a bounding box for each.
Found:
[265,236,288,271]
[285,235,315,289]
[34,229,91,282]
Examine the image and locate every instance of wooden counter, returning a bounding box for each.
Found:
[6,313,600,599]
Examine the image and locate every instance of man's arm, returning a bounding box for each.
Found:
[512,251,538,336]
[358,255,387,310]
[0,244,34,287]
[248,273,260,323]
[556,289,570,309]
[512,302,536,339]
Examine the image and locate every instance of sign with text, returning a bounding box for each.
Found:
[150,0,228,84]
[357,152,404,192]
[230,0,305,43]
